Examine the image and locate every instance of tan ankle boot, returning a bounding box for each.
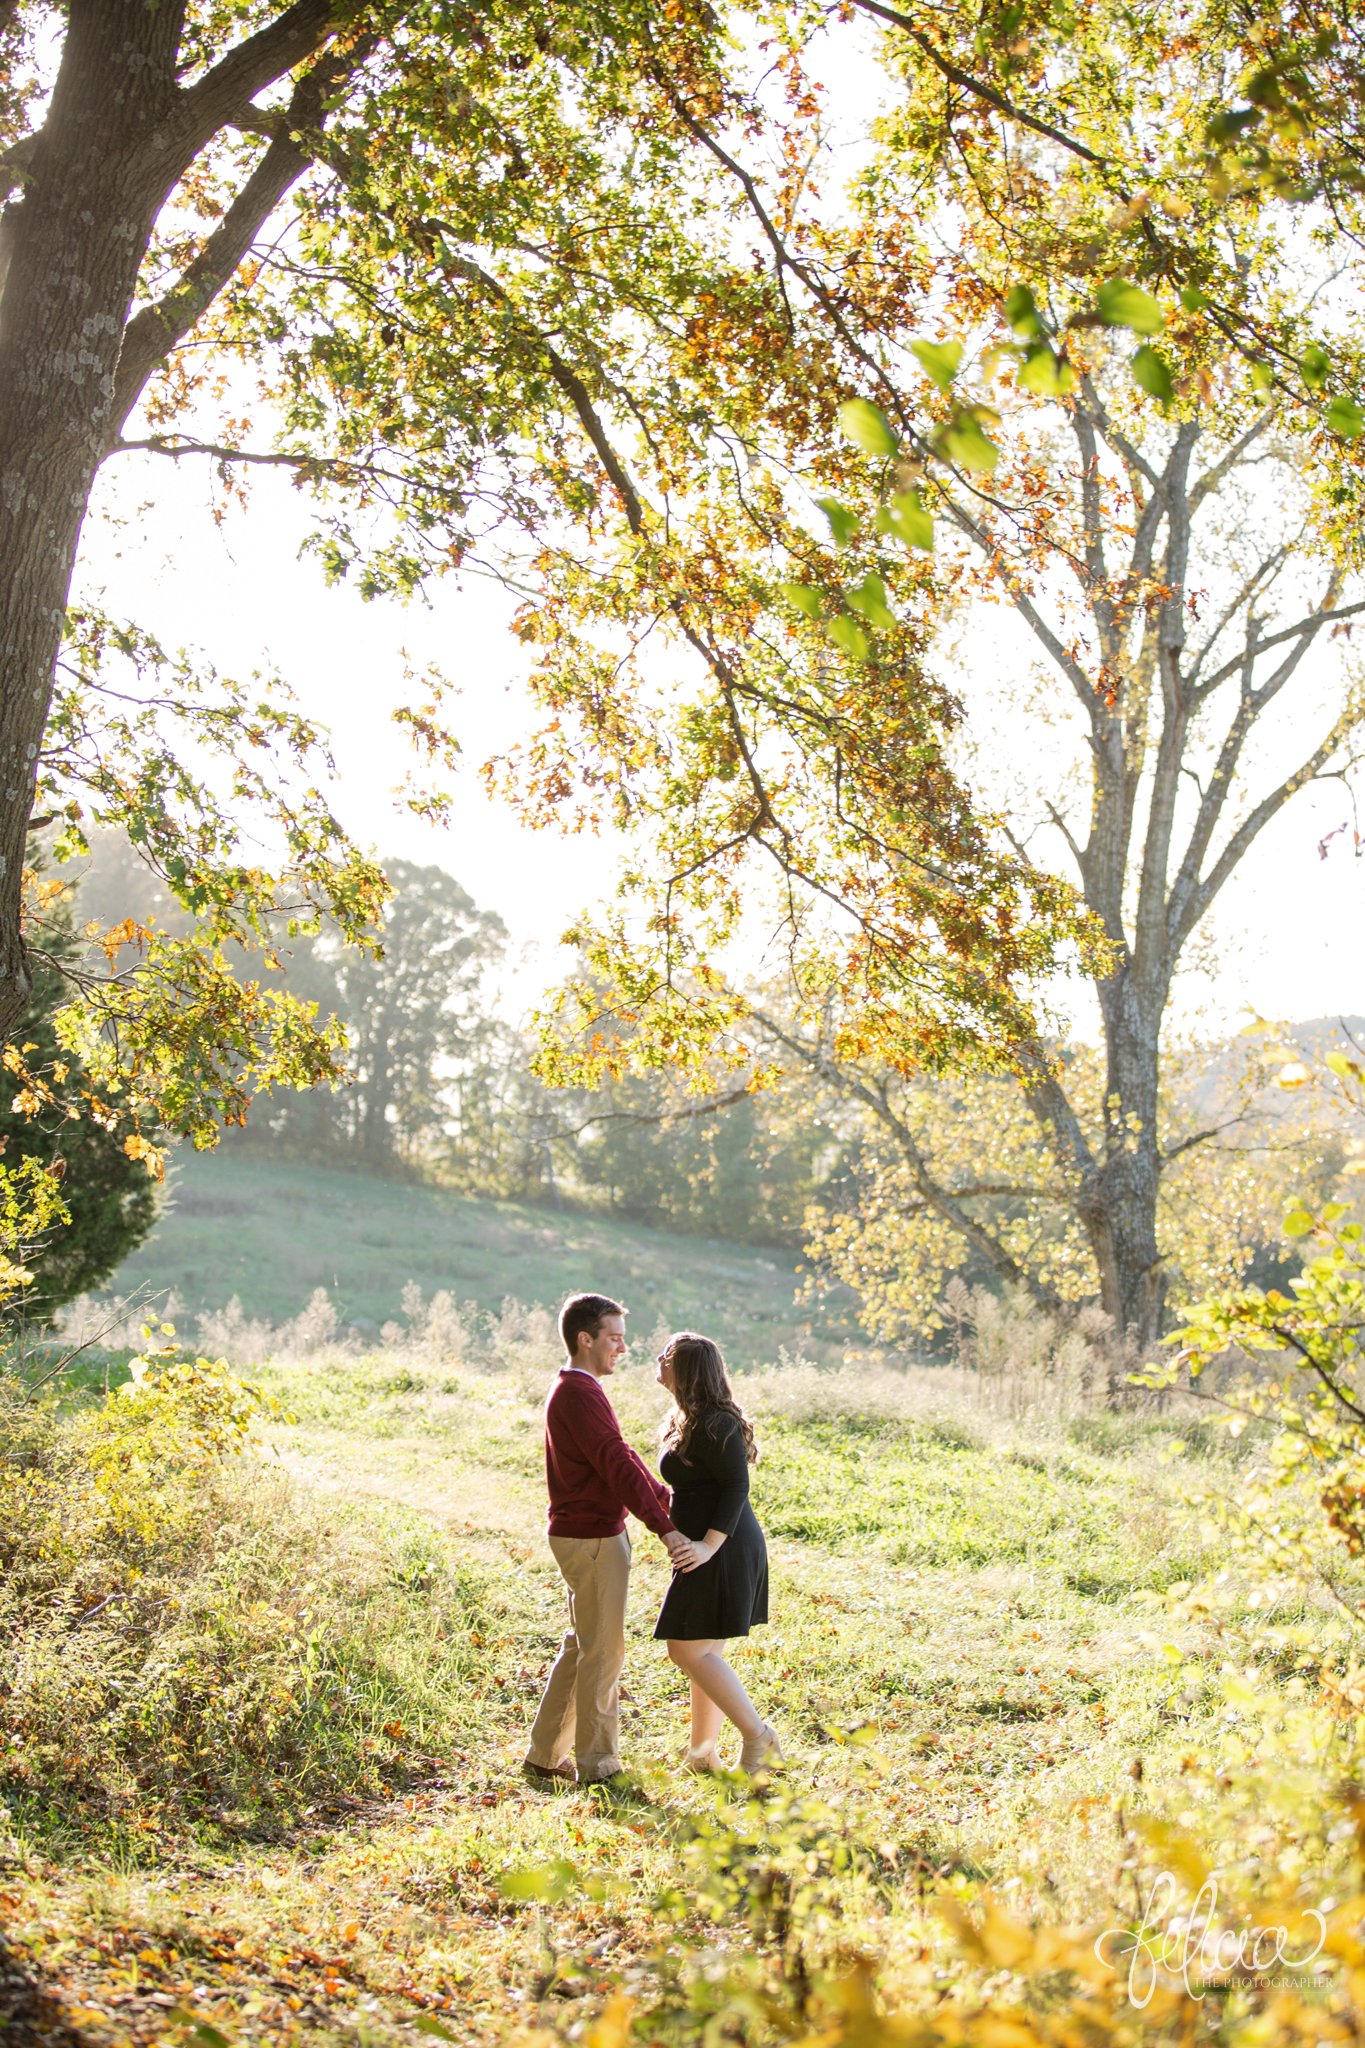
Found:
[738,1724,783,1773]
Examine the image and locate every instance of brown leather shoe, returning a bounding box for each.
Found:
[522,1759,576,1785]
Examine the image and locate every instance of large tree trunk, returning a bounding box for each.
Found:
[1083,969,1166,1371]
[0,3,185,1037]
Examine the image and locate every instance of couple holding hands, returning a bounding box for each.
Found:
[523,1291,781,1785]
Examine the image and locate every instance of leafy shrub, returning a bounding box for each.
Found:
[0,1353,492,1844]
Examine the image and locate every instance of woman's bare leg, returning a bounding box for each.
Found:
[689,1673,725,1756]
[668,1637,764,1742]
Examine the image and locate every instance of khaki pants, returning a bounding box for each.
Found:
[526,1531,631,1780]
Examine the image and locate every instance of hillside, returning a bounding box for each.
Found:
[106,1146,861,1368]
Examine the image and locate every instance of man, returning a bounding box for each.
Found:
[524,1291,696,1785]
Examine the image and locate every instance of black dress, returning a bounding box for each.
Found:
[653,1409,769,1641]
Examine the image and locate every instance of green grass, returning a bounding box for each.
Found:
[109,1145,856,1368]
[6,1336,1356,2047]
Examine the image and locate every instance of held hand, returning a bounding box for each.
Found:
[663,1528,698,1570]
[678,1537,719,1573]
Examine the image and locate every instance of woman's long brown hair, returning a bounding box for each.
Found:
[660,1332,757,1465]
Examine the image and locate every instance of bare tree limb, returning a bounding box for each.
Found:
[1131,423,1199,986]
[1186,542,1293,687]
[1195,596,1365,699]
[1013,1039,1100,1188]
[1160,1118,1246,1165]
[1073,369,1160,496]
[1173,701,1365,951]
[942,498,1098,707]
[550,1084,755,1141]
[749,1005,1073,1303]
[1187,409,1277,517]
[114,434,325,471]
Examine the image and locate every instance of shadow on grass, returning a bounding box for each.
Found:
[0,1931,92,2046]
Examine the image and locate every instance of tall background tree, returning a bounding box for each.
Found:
[798,2,1365,1347]
[764,340,1365,1347]
[253,860,505,1173]
[530,0,1365,1355]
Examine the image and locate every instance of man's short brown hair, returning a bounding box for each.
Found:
[559,1292,626,1357]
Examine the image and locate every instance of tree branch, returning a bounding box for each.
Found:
[1131,422,1199,986]
[551,1084,755,1141]
[1160,1118,1245,1165]
[750,1005,1068,1305]
[1195,597,1365,699]
[1187,409,1277,517]
[942,497,1098,708]
[1073,368,1160,494]
[110,39,369,440]
[425,240,647,534]
[1173,697,1365,951]
[171,0,340,165]
[113,434,325,471]
[851,0,1110,172]
[1013,1038,1100,1189]
[1186,542,1293,690]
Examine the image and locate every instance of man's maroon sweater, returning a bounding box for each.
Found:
[544,1366,675,1539]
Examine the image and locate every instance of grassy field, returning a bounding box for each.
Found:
[8,1321,1351,2048]
[106,1146,858,1368]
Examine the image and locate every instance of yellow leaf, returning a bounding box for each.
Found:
[1132,1813,1210,1890]
[939,1892,1038,1970]
[585,1993,634,2048]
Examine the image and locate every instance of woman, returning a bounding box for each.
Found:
[654,1331,781,1774]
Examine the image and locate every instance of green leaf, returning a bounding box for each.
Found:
[1283,1208,1314,1239]
[845,572,896,630]
[827,614,871,662]
[412,2020,463,2044]
[170,2017,235,2048]
[499,1857,580,1903]
[1131,344,1174,405]
[1206,105,1260,142]
[1180,284,1209,312]
[939,414,1000,475]
[1300,344,1331,391]
[1327,394,1364,441]
[780,581,824,619]
[814,495,861,547]
[911,337,965,390]
[1003,284,1043,339]
[1018,344,1075,399]
[1096,278,1164,336]
[837,398,899,457]
[875,487,934,551]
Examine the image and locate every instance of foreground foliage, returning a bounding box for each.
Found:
[0,1355,493,1845]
